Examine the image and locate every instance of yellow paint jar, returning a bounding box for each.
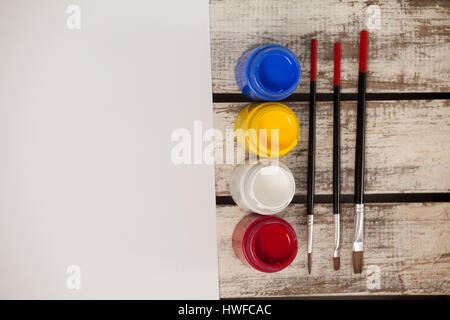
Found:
[235,102,300,157]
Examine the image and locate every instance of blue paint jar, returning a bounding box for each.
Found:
[235,45,301,101]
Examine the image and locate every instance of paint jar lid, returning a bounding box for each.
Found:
[243,216,298,273]
[247,102,300,157]
[248,45,301,101]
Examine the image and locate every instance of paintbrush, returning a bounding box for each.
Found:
[333,42,341,271]
[307,39,317,274]
[353,30,368,274]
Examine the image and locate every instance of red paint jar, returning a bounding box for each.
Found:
[232,214,298,273]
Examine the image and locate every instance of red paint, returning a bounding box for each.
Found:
[253,223,294,265]
[232,214,298,273]
[334,43,340,86]
[310,39,317,81]
[359,30,368,73]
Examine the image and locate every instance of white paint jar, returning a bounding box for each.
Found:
[230,161,295,215]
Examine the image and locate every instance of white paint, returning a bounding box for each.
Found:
[230,161,295,215]
[252,166,293,208]
[366,265,381,290]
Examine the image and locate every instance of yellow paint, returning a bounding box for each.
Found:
[235,102,300,157]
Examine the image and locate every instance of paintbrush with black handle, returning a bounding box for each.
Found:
[333,42,341,271]
[307,39,317,274]
[353,30,368,274]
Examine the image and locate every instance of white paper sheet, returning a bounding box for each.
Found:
[0,0,218,299]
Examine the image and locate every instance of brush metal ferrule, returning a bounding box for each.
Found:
[353,204,364,252]
[307,215,313,254]
[333,213,340,258]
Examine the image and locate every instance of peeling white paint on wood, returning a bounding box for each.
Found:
[216,203,450,297]
[210,0,450,93]
[213,100,450,195]
[210,0,450,297]
[366,265,382,290]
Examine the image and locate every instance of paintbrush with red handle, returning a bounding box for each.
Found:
[307,39,317,274]
[333,42,341,270]
[353,30,368,274]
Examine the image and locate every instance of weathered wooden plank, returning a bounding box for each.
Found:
[213,100,450,195]
[210,0,450,93]
[217,203,450,297]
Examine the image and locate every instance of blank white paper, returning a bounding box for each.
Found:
[0,0,219,299]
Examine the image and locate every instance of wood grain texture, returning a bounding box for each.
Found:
[217,203,450,297]
[210,0,450,93]
[213,100,450,195]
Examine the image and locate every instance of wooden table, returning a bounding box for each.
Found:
[209,0,450,298]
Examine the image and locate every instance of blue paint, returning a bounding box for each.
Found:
[235,45,301,101]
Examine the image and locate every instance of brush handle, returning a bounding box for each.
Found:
[333,43,340,215]
[333,85,340,213]
[307,39,317,216]
[308,80,316,216]
[355,31,367,205]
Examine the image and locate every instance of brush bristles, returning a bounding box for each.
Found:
[352,251,363,273]
[307,253,312,274]
[333,257,340,270]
